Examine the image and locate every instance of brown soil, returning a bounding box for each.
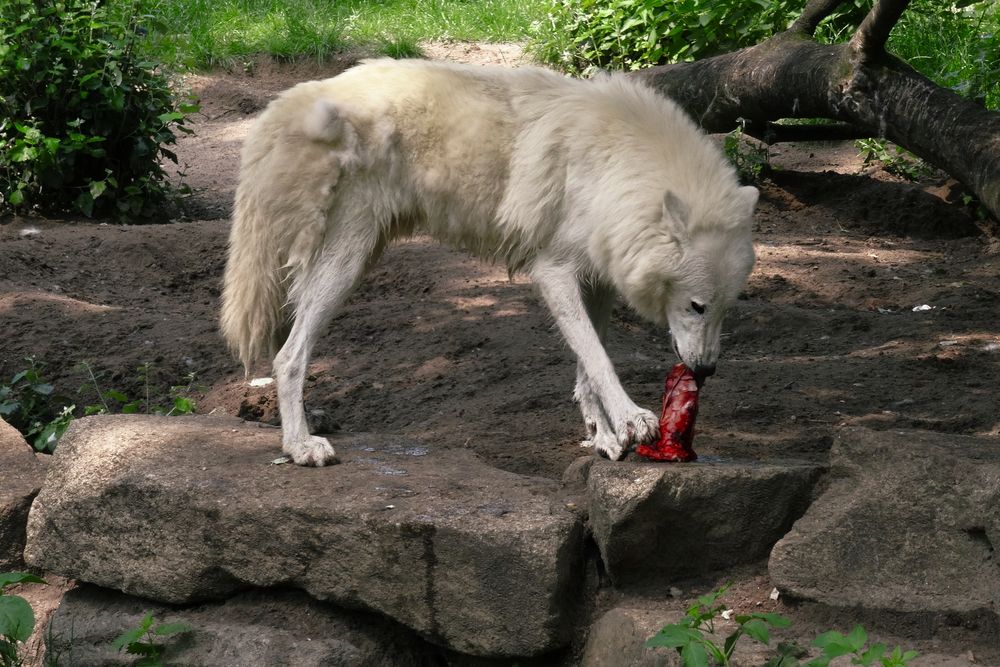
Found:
[3,43,999,664]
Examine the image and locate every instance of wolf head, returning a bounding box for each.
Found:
[619,186,758,379]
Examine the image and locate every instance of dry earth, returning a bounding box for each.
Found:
[3,41,999,665]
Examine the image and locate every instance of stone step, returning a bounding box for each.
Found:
[24,415,584,657]
[582,456,824,586]
[770,427,1000,633]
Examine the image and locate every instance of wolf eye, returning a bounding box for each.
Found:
[691,301,706,314]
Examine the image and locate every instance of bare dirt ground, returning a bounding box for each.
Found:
[3,42,999,664]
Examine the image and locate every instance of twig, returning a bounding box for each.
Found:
[82,362,110,414]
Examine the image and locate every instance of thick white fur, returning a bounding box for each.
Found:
[220,59,757,466]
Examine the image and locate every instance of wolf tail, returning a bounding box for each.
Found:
[220,94,357,374]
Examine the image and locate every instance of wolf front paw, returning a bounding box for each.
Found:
[591,430,626,461]
[284,435,338,467]
[614,407,659,449]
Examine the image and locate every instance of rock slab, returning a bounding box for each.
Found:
[25,415,584,657]
[47,584,436,666]
[770,427,1000,624]
[0,417,48,569]
[588,457,823,585]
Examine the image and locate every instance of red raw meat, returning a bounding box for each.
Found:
[636,363,699,462]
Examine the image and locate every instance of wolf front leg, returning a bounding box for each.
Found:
[530,257,658,459]
[575,281,618,455]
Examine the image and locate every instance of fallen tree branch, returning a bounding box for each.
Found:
[632,6,1000,220]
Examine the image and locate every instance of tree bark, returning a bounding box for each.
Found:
[631,0,1000,220]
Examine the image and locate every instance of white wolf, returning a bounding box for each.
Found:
[221,58,757,466]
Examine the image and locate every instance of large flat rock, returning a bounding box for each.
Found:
[25,415,584,657]
[0,417,48,569]
[770,427,1000,625]
[587,457,823,585]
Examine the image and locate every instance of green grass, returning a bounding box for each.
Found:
[115,0,549,69]
[889,0,999,109]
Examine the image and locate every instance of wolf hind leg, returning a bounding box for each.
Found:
[274,227,384,466]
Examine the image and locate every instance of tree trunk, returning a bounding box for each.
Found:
[631,0,1000,220]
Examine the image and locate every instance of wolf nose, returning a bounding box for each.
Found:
[693,363,716,381]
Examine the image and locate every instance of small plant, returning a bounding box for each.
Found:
[111,613,191,667]
[77,361,198,417]
[856,138,932,181]
[646,582,791,666]
[724,120,770,183]
[809,625,918,667]
[0,572,46,667]
[647,583,918,666]
[0,360,74,453]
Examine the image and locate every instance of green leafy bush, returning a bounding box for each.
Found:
[0,0,197,219]
[530,0,867,75]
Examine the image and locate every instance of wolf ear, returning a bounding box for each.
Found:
[662,190,690,229]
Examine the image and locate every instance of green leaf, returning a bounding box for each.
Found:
[90,179,107,199]
[0,595,35,642]
[0,573,46,590]
[76,191,95,217]
[153,621,191,636]
[846,625,868,651]
[646,624,701,648]
[723,629,742,659]
[858,642,887,666]
[112,625,149,651]
[802,657,833,667]
[813,630,855,658]
[753,612,792,628]
[696,582,731,608]
[128,641,162,656]
[681,639,709,667]
[8,189,25,206]
[156,111,184,125]
[742,618,771,645]
[32,383,53,396]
